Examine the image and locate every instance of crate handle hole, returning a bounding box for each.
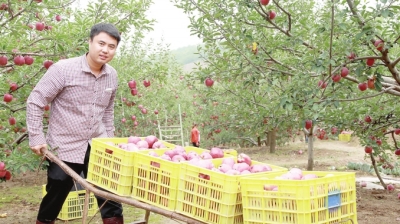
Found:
[151,161,160,168]
[105,148,113,154]
[198,173,210,180]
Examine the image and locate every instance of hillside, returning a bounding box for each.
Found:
[170,44,203,65]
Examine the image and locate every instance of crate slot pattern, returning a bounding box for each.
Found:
[241,171,357,224]
[131,147,210,211]
[42,185,98,220]
[87,138,174,196]
[176,160,288,224]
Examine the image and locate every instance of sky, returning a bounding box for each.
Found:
[72,0,202,50]
[145,1,202,50]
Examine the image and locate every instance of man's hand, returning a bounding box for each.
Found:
[30,144,48,156]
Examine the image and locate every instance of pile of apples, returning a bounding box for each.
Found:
[0,161,11,181]
[158,151,274,175]
[148,146,225,163]
[108,135,167,151]
[263,168,331,191]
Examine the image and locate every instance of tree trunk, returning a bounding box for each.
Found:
[307,133,314,170]
[257,136,261,146]
[269,129,276,153]
[266,131,271,146]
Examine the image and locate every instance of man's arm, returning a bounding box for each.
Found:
[102,85,117,137]
[26,64,64,154]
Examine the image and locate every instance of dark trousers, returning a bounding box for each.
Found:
[37,144,123,222]
[192,142,199,147]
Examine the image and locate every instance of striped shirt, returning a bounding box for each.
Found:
[26,54,118,164]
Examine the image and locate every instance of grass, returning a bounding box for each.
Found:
[0,184,42,209]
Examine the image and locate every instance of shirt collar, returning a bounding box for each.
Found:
[81,53,111,76]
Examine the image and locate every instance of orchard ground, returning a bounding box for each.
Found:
[1,137,400,223]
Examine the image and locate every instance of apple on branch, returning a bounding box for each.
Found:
[205,78,214,87]
[14,55,25,66]
[3,93,13,103]
[24,56,34,65]
[341,67,349,77]
[0,55,8,66]
[358,82,367,91]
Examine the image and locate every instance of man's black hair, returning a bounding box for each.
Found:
[90,23,121,45]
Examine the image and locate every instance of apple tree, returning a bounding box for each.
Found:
[174,0,400,176]
[0,0,154,178]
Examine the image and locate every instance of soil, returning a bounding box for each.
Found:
[1,138,400,224]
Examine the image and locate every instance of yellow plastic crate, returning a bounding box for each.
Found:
[87,138,175,196]
[339,134,351,142]
[176,160,288,224]
[240,171,357,224]
[131,147,225,211]
[42,185,98,220]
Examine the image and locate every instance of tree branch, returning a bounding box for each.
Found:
[346,0,365,26]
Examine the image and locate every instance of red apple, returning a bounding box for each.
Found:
[364,115,372,123]
[128,80,136,89]
[3,93,12,103]
[130,88,138,96]
[374,40,384,51]
[13,55,25,66]
[367,79,375,89]
[0,3,8,10]
[269,11,276,20]
[143,80,151,87]
[331,127,338,135]
[341,67,349,77]
[205,78,214,87]
[131,115,136,121]
[395,129,400,135]
[0,55,7,65]
[0,162,5,170]
[366,58,375,67]
[121,118,126,123]
[387,184,395,191]
[332,74,341,82]
[134,121,138,126]
[154,110,159,115]
[358,82,367,91]
[347,52,356,60]
[44,105,50,111]
[305,120,312,130]
[4,170,11,180]
[36,22,45,31]
[9,83,18,91]
[260,0,270,5]
[24,55,34,65]
[43,60,53,69]
[395,149,400,156]
[318,80,327,89]
[8,117,16,126]
[141,108,147,114]
[376,139,382,146]
[55,15,62,22]
[364,146,373,154]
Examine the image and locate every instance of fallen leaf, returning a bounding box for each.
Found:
[0,213,7,218]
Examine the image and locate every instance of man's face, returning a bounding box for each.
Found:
[88,32,118,66]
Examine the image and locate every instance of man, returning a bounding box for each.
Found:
[27,23,124,224]
[191,124,200,147]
